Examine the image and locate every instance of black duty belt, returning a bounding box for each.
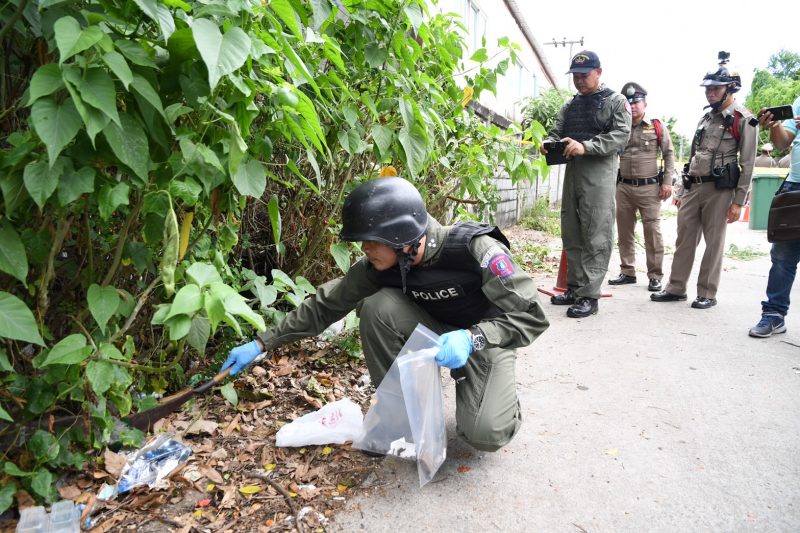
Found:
[618,176,659,186]
[686,175,717,184]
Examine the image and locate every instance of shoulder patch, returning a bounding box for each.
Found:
[624,100,632,114]
[480,246,504,268]
[487,253,514,279]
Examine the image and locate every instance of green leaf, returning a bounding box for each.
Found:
[0,292,44,345]
[99,342,126,360]
[0,222,28,283]
[30,97,82,167]
[53,16,103,64]
[166,314,191,341]
[28,64,65,105]
[187,316,210,354]
[269,0,302,39]
[40,334,91,366]
[186,262,222,287]
[79,68,120,126]
[97,182,130,221]
[29,430,60,462]
[309,0,332,30]
[30,469,54,499]
[404,4,423,30]
[271,269,296,290]
[365,45,387,68]
[103,113,149,180]
[233,159,267,198]
[222,295,266,331]
[0,482,16,514]
[0,406,12,423]
[132,0,176,41]
[253,279,277,309]
[102,51,133,89]
[399,124,429,178]
[192,19,251,91]
[203,290,225,332]
[116,40,156,68]
[268,195,281,252]
[220,382,238,406]
[130,74,166,120]
[470,47,488,63]
[86,360,115,395]
[371,124,394,159]
[87,283,121,332]
[4,462,31,477]
[330,242,351,274]
[0,348,11,372]
[166,284,202,319]
[57,166,95,206]
[23,159,63,209]
[295,276,315,294]
[160,207,179,296]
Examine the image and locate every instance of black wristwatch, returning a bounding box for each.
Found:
[468,325,487,351]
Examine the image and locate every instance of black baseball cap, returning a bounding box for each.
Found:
[566,50,601,74]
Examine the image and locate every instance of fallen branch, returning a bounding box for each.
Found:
[246,470,305,533]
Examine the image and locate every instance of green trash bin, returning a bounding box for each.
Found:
[749,174,785,230]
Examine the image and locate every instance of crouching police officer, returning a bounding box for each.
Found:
[221,177,550,452]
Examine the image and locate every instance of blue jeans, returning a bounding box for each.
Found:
[762,181,800,317]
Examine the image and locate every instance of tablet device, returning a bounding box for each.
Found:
[761,105,794,121]
[543,141,568,165]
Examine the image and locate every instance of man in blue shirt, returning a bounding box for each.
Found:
[749,95,800,337]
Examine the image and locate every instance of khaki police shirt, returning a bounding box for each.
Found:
[256,219,550,354]
[619,116,675,180]
[687,100,757,205]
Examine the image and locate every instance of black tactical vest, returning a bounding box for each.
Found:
[562,87,616,142]
[366,222,510,328]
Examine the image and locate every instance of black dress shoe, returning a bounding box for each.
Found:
[691,296,717,309]
[551,289,576,305]
[648,278,662,292]
[566,297,598,318]
[650,290,687,302]
[608,273,636,285]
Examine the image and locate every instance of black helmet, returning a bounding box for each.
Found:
[700,51,741,93]
[340,177,428,247]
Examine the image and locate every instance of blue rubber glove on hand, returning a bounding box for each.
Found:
[435,330,473,369]
[220,340,262,375]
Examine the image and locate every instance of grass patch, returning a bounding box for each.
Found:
[521,197,561,237]
[514,242,554,273]
[725,244,767,261]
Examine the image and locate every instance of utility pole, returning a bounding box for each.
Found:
[544,37,584,90]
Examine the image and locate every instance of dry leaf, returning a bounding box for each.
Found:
[201,466,224,484]
[57,484,82,500]
[184,419,219,436]
[223,414,241,437]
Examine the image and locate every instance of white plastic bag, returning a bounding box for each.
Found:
[275,398,364,447]
[353,324,447,487]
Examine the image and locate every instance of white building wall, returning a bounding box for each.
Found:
[436,0,556,123]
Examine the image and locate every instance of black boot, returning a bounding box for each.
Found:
[608,273,636,285]
[566,297,598,318]
[551,289,576,305]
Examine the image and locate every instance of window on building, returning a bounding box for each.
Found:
[463,0,486,52]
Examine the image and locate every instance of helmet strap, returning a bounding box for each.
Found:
[395,240,421,294]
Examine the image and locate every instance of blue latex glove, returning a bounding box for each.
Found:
[435,330,473,369]
[220,340,262,375]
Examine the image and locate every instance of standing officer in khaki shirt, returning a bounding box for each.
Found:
[220,177,550,452]
[609,82,675,292]
[651,53,756,309]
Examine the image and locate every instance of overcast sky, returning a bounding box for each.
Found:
[518,0,799,138]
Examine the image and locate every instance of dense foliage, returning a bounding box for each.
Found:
[745,49,800,155]
[0,0,545,509]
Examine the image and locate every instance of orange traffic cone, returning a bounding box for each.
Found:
[537,250,568,297]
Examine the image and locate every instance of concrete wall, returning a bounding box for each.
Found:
[493,164,564,229]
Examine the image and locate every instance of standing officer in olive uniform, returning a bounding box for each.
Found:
[542,50,632,318]
[651,52,756,309]
[609,82,675,292]
[221,177,550,452]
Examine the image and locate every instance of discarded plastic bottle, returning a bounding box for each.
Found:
[16,500,81,533]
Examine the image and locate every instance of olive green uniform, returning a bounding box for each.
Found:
[551,85,632,299]
[257,219,550,451]
[616,116,675,279]
[665,101,756,298]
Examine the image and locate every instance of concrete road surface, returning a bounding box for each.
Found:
[330,208,800,532]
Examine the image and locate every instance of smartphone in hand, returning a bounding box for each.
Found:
[543,141,568,165]
[759,105,794,121]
